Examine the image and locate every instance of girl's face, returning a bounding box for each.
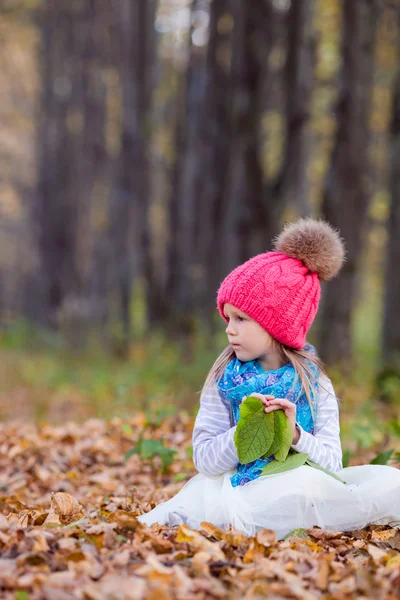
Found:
[223,303,278,364]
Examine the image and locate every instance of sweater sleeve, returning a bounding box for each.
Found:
[291,375,343,472]
[192,385,239,476]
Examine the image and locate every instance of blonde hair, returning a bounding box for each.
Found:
[203,341,325,418]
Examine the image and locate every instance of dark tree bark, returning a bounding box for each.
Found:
[35,0,112,336]
[78,0,112,332]
[196,0,233,325]
[224,0,272,269]
[383,10,400,365]
[225,0,300,267]
[319,0,380,365]
[165,0,207,338]
[274,0,316,217]
[35,1,82,324]
[112,0,158,347]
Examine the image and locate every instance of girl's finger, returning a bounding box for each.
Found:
[264,400,295,413]
[261,394,274,404]
[264,405,286,413]
[265,398,292,408]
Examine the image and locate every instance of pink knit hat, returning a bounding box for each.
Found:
[217,218,345,349]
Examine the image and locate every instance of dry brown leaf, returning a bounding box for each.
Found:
[367,543,389,565]
[307,527,343,540]
[44,492,83,526]
[256,528,277,547]
[316,558,330,591]
[371,528,400,550]
[191,551,212,578]
[0,418,398,599]
[175,524,226,560]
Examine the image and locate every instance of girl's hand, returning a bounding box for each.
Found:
[242,393,299,444]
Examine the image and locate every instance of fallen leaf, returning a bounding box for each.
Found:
[44,492,83,526]
[176,524,225,560]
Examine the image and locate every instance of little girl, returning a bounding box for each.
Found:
[139,218,400,539]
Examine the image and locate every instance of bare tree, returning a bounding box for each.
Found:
[223,0,271,268]
[383,8,400,366]
[35,0,113,338]
[274,0,316,217]
[35,1,83,324]
[319,0,381,365]
[112,0,158,348]
[196,0,234,325]
[165,0,207,339]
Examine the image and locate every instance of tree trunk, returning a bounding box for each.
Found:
[319,0,380,365]
[224,0,270,269]
[35,0,114,339]
[35,0,82,325]
[274,0,316,217]
[195,0,233,326]
[383,12,400,365]
[224,0,290,269]
[165,0,207,339]
[112,0,158,348]
[79,0,111,334]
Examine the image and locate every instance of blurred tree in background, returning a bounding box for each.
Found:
[1,0,400,380]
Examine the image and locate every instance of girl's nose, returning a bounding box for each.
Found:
[226,323,236,336]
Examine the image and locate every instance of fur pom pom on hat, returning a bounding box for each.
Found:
[217,218,345,349]
[273,218,344,281]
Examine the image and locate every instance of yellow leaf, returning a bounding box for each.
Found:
[175,524,225,560]
[256,529,276,547]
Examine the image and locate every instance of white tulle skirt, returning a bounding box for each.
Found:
[138,465,400,539]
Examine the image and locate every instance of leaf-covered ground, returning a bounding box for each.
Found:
[0,416,399,600]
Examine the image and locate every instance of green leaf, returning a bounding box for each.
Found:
[158,447,177,472]
[15,593,29,600]
[140,439,165,459]
[234,397,275,463]
[283,528,310,540]
[342,447,351,468]
[174,473,187,482]
[124,447,139,461]
[261,409,291,460]
[125,439,176,472]
[370,449,394,465]
[272,410,293,462]
[260,452,308,476]
[239,396,264,419]
[305,459,346,483]
[122,423,133,436]
[389,420,400,438]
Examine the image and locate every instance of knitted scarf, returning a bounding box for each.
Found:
[217,348,319,487]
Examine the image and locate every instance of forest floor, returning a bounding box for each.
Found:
[0,414,399,600]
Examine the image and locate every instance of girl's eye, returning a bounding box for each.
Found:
[237,316,244,322]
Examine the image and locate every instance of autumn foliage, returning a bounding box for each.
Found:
[0,415,399,599]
